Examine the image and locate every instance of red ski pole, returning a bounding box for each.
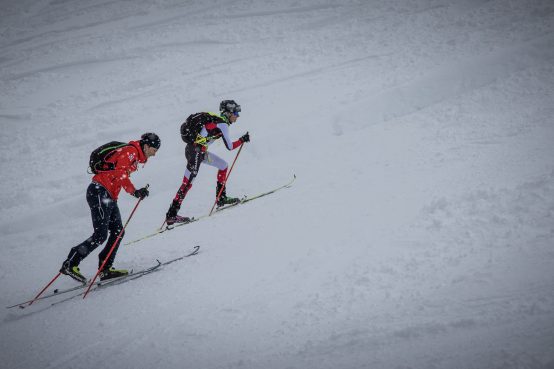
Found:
[83,187,147,299]
[27,272,62,307]
[209,143,244,216]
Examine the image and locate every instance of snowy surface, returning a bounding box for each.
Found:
[1,1,554,368]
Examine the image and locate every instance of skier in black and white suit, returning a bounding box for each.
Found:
[165,100,250,225]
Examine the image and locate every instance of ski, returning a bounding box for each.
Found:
[125,175,296,246]
[215,174,297,211]
[8,263,160,309]
[50,246,200,306]
[7,246,200,309]
[161,245,200,266]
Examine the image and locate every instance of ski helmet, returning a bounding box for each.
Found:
[140,132,161,149]
[219,100,241,115]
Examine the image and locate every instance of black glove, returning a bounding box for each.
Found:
[239,132,250,143]
[133,187,149,199]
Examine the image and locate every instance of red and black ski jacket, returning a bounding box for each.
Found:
[92,140,146,200]
[185,112,242,151]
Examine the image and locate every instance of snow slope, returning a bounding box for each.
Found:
[1,1,554,368]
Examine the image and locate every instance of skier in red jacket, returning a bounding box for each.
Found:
[60,133,161,283]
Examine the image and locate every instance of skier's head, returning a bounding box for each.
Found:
[220,99,241,123]
[140,132,161,158]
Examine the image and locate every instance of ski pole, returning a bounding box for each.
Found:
[209,142,244,216]
[27,272,62,307]
[83,185,148,299]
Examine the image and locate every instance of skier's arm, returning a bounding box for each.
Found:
[114,147,138,195]
[217,123,242,150]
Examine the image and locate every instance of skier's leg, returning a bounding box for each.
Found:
[173,169,194,206]
[205,152,238,206]
[64,183,112,267]
[60,183,113,282]
[98,202,123,269]
[204,151,228,178]
[166,144,204,221]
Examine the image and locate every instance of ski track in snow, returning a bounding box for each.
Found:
[1,0,554,368]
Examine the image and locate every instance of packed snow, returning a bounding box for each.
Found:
[1,1,553,368]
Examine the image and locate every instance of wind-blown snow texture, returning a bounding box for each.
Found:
[1,1,554,368]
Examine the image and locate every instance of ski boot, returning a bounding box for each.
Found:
[60,261,87,284]
[166,215,191,226]
[216,183,240,208]
[99,267,129,281]
[166,201,191,226]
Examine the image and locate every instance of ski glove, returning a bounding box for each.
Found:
[239,132,250,143]
[133,187,149,199]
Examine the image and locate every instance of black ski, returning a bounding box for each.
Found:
[50,246,200,307]
[7,246,200,309]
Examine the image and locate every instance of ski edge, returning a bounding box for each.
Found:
[9,246,201,309]
[48,247,200,307]
[125,175,295,245]
[151,175,296,235]
[8,261,161,309]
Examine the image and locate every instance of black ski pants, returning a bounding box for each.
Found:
[66,182,124,268]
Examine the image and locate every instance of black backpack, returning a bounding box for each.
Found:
[89,141,129,174]
[180,113,209,144]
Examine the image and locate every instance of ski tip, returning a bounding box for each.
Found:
[187,245,200,256]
